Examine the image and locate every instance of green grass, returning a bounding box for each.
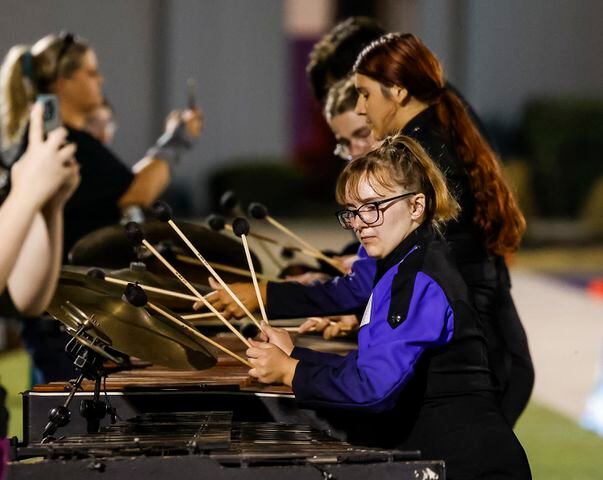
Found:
[515,402,603,479]
[2,349,603,479]
[0,348,31,439]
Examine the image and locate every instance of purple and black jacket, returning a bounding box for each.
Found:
[288,225,493,413]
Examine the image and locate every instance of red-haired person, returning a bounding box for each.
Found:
[352,33,532,425]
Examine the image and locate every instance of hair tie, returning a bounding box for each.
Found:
[21,50,34,81]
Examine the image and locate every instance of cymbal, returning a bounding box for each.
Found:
[68,221,262,283]
[48,271,217,371]
[64,263,210,311]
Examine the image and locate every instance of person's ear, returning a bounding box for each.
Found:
[389,85,409,106]
[409,193,425,221]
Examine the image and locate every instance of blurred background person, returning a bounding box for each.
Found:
[0,32,203,382]
[324,76,376,163]
[83,97,116,145]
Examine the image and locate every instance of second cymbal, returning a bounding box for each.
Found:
[48,270,217,371]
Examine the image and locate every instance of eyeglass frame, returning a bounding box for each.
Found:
[335,192,417,230]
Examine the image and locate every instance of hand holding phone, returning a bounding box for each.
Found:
[10,102,76,208]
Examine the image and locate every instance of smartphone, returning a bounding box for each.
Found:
[36,94,62,135]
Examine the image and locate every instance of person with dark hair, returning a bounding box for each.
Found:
[246,135,532,479]
[307,16,497,149]
[0,32,203,382]
[307,17,385,104]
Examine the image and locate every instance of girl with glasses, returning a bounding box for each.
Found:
[246,135,531,479]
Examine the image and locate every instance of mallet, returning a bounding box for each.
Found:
[231,217,269,325]
[219,190,244,217]
[151,202,262,331]
[124,221,250,347]
[217,193,285,270]
[87,268,199,303]
[123,283,251,367]
[247,202,347,274]
[153,236,281,282]
[175,255,282,283]
[208,213,310,254]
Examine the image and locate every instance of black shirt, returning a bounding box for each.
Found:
[62,127,134,256]
[17,125,134,257]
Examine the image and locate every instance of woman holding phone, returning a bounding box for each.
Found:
[0,32,203,381]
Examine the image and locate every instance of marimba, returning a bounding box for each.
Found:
[13,335,446,479]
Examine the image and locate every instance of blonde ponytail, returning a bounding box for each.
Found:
[0,33,90,150]
[0,45,35,148]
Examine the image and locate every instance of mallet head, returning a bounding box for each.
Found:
[247,202,268,220]
[220,190,239,214]
[151,201,173,223]
[232,217,250,237]
[124,222,145,247]
[123,282,148,307]
[86,268,106,280]
[207,213,226,232]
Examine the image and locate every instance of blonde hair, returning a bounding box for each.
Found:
[336,134,460,229]
[0,33,89,148]
[324,76,358,121]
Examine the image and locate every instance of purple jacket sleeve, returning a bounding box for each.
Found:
[291,346,350,367]
[266,247,376,319]
[291,272,454,412]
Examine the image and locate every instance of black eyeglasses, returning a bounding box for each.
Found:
[335,192,417,229]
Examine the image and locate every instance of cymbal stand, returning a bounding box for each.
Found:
[42,303,127,442]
